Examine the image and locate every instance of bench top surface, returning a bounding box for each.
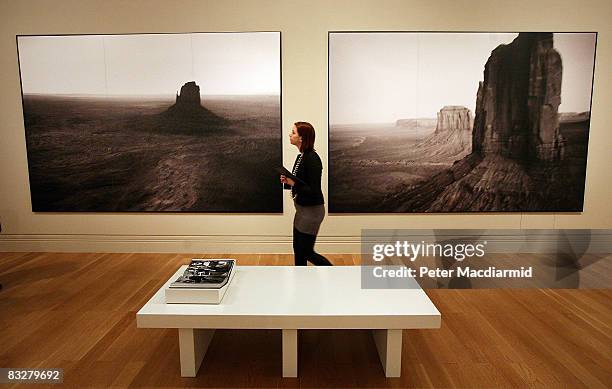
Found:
[137,266,440,327]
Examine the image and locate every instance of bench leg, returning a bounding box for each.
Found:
[178,328,215,377]
[372,329,402,377]
[282,329,298,377]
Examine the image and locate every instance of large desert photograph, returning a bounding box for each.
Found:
[18,32,282,212]
[329,32,596,213]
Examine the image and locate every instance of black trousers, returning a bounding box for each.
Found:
[293,227,333,266]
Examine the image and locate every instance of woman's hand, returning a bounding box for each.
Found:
[280,175,295,186]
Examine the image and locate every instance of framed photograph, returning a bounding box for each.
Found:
[17,32,282,212]
[328,32,597,212]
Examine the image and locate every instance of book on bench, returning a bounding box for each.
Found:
[165,259,236,304]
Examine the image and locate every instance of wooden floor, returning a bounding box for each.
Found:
[0,252,610,388]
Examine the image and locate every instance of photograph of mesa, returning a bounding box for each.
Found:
[17,32,281,212]
[329,32,596,213]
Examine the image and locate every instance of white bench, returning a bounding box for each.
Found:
[137,265,441,377]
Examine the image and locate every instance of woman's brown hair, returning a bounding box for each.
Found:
[294,121,315,152]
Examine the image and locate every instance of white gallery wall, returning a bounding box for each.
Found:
[0,0,611,252]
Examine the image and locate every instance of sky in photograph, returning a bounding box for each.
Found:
[330,32,597,125]
[17,32,280,96]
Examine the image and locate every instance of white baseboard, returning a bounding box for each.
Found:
[0,234,355,253]
[0,230,610,254]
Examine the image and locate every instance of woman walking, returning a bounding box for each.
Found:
[280,121,333,266]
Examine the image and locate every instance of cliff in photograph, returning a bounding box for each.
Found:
[436,105,472,134]
[472,33,565,162]
[160,81,228,133]
[414,106,473,162]
[385,33,584,212]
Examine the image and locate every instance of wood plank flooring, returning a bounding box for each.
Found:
[0,252,610,388]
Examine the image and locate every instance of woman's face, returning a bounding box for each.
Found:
[289,125,302,148]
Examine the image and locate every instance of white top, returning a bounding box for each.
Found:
[137,266,441,329]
